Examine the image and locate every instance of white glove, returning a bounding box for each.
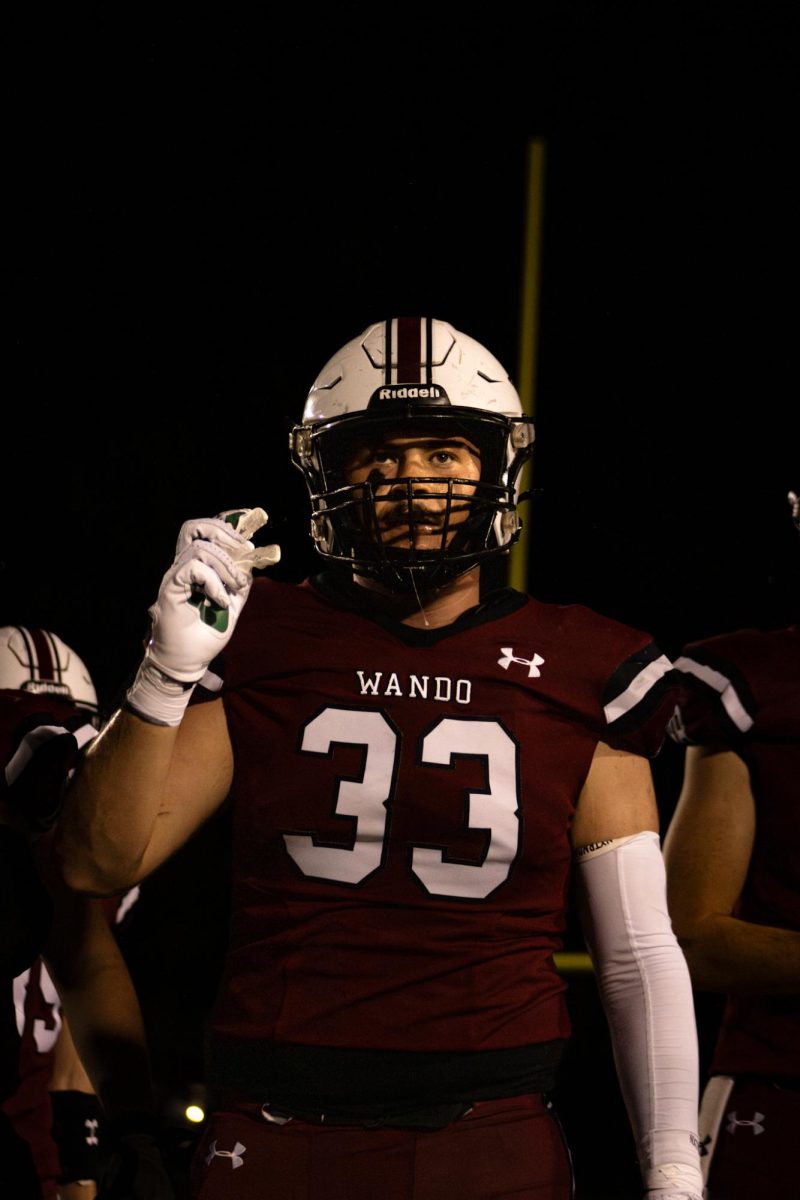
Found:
[146,507,279,682]
[126,508,279,725]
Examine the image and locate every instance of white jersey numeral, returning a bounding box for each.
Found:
[412,718,519,899]
[283,708,396,884]
[283,708,520,900]
[13,962,63,1053]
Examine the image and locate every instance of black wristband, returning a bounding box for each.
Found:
[50,1089,104,1183]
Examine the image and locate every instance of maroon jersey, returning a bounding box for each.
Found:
[1,960,62,1196]
[671,625,800,1078]
[198,575,679,1104]
[0,689,99,1194]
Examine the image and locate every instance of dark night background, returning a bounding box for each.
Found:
[5,5,799,1197]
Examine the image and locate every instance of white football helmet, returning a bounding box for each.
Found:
[291,317,535,592]
[0,627,98,717]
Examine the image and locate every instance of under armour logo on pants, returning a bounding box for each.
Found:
[206,1139,247,1169]
[726,1110,765,1135]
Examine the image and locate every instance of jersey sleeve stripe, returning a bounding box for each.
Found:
[673,655,754,733]
[603,654,673,725]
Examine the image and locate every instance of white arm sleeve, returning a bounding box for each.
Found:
[574,830,703,1198]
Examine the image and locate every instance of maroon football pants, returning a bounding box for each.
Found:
[705,1077,799,1199]
[190,1093,574,1199]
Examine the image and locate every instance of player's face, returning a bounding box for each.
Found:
[343,431,482,551]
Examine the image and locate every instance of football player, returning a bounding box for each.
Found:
[0,626,174,1198]
[663,491,800,1199]
[57,318,703,1200]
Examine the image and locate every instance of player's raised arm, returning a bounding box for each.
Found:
[56,509,279,894]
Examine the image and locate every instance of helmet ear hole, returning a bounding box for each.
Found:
[789,490,800,534]
[291,318,535,593]
[499,511,521,542]
[312,514,335,555]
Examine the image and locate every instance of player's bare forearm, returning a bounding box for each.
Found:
[673,912,800,994]
[55,706,179,894]
[54,958,155,1119]
[56,698,233,893]
[662,745,799,992]
[43,895,155,1118]
[43,893,177,1196]
[49,1012,94,1092]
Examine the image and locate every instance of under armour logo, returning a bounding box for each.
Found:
[498,647,545,678]
[726,1110,765,1135]
[206,1139,247,1169]
[84,1118,99,1147]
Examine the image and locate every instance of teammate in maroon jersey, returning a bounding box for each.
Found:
[664,492,800,1199]
[57,318,704,1199]
[0,626,175,1198]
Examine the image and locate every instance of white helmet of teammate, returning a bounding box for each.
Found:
[0,627,98,717]
[291,317,535,592]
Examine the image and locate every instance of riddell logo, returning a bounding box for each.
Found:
[377,385,445,400]
[21,681,71,698]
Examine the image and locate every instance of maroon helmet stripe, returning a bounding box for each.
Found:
[425,317,433,384]
[29,628,56,682]
[383,319,392,384]
[396,317,423,383]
